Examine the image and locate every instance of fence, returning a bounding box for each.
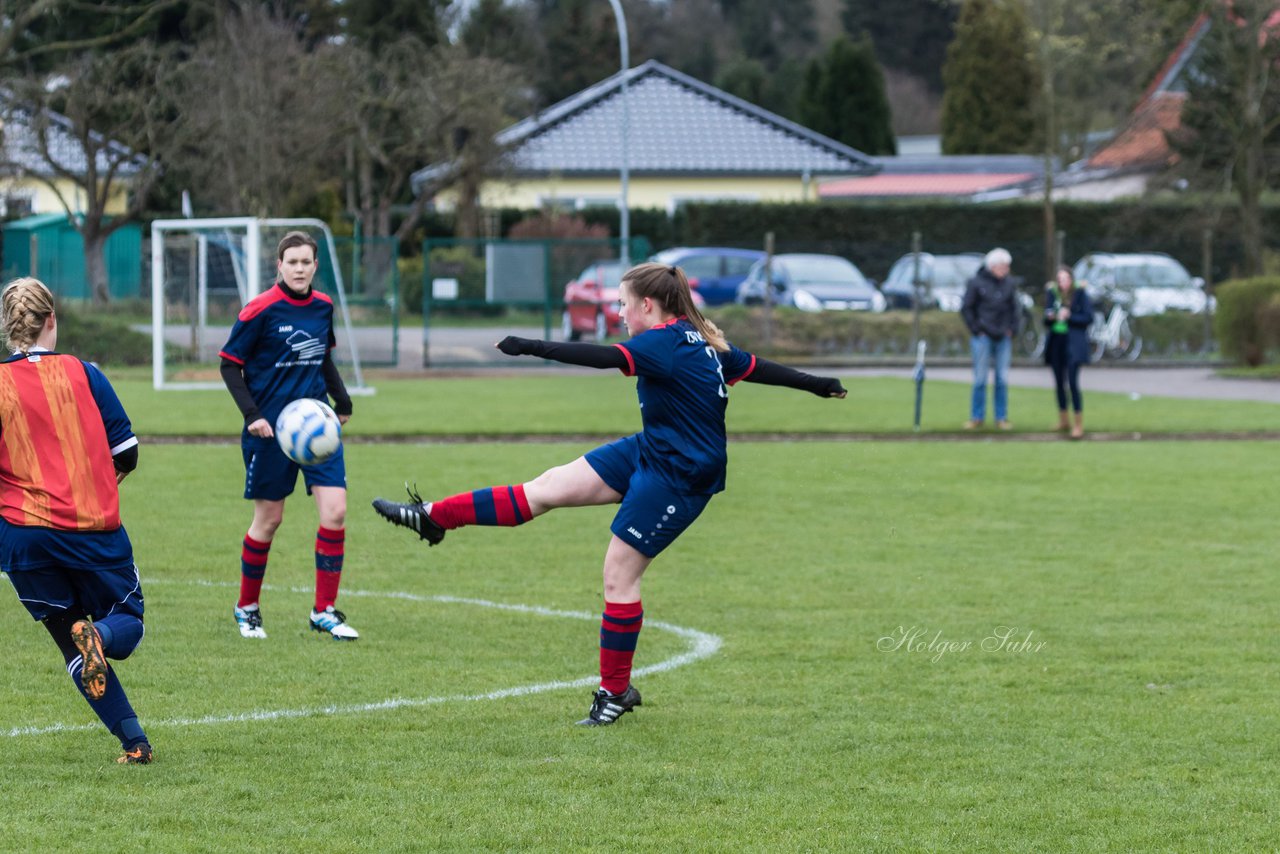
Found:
[420,237,649,367]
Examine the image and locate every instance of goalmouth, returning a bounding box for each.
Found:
[149,217,372,394]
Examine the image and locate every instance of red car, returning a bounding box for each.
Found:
[562,260,624,341]
[561,259,705,341]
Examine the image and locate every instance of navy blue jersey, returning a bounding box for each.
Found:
[614,318,756,494]
[219,283,336,427]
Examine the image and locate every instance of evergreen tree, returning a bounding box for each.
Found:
[843,0,959,92]
[799,36,896,154]
[1170,3,1280,276]
[724,0,816,72]
[344,0,448,52]
[461,0,539,65]
[534,0,619,106]
[716,57,770,107]
[940,0,1039,154]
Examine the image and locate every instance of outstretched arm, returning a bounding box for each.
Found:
[496,336,629,370]
[743,358,846,398]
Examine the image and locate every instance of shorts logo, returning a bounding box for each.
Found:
[667,505,676,514]
[626,526,643,540]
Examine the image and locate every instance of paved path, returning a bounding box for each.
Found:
[842,366,1280,404]
[148,323,1280,404]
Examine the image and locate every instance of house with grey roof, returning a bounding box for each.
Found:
[412,59,879,216]
[0,93,145,218]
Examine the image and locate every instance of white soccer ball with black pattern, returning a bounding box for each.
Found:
[275,398,342,465]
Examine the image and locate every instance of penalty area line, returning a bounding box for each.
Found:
[4,581,722,738]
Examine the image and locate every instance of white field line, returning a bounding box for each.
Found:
[4,580,722,738]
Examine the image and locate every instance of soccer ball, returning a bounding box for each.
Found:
[275,398,342,465]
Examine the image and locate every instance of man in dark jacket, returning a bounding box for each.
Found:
[960,248,1019,429]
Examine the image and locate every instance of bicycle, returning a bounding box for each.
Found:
[1089,302,1142,361]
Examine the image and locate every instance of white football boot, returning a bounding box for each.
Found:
[310,606,359,640]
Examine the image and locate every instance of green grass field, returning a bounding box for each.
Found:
[1,376,1277,850]
[116,373,1280,437]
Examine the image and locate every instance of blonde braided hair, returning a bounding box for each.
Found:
[1,277,55,353]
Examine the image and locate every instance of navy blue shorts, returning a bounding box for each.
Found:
[4,564,144,623]
[242,433,346,501]
[585,435,712,558]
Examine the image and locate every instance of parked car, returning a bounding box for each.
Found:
[736,253,886,312]
[880,252,984,311]
[563,259,624,341]
[561,258,705,341]
[1071,252,1211,316]
[649,246,766,306]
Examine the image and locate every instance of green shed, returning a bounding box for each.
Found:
[2,213,142,300]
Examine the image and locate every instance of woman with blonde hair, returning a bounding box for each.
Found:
[0,278,151,763]
[374,262,846,726]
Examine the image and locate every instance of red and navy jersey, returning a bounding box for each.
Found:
[0,351,136,571]
[219,283,336,426]
[614,318,756,494]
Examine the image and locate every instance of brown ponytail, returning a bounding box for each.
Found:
[620,262,729,352]
[1,277,55,353]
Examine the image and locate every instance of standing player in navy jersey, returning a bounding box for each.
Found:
[373,262,846,725]
[219,231,357,640]
[0,278,152,763]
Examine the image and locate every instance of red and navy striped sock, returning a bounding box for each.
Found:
[428,484,533,530]
[314,526,345,611]
[238,534,271,608]
[599,600,644,695]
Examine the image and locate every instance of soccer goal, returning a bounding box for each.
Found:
[149,217,372,393]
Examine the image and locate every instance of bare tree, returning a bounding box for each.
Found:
[163,3,348,217]
[1171,2,1280,277]
[342,38,527,245]
[1,43,167,303]
[0,0,182,66]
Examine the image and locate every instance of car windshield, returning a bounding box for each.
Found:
[931,256,983,292]
[579,262,623,288]
[884,257,930,289]
[782,256,868,287]
[1110,259,1191,289]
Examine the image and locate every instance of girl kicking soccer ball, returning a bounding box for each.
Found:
[373,262,846,725]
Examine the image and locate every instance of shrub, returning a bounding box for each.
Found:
[1132,311,1215,357]
[507,213,609,241]
[399,249,489,315]
[55,304,157,366]
[706,306,971,359]
[399,255,425,314]
[1213,277,1280,365]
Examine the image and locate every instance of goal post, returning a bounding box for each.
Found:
[150,217,372,394]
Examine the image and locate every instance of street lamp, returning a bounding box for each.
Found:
[606,0,630,266]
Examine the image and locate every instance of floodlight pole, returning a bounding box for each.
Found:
[607,0,630,266]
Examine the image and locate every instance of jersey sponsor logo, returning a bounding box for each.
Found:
[684,330,706,344]
[278,325,294,333]
[285,329,327,360]
[626,526,643,540]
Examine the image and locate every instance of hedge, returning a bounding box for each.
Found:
[55,304,157,366]
[1213,277,1280,365]
[706,305,1216,362]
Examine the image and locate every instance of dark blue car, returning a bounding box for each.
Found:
[650,246,767,306]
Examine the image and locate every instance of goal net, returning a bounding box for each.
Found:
[149,217,371,393]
